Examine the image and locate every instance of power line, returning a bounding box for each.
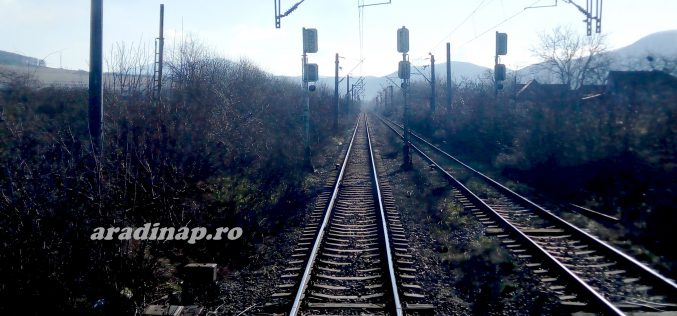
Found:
[428,0,495,52]
[411,64,431,83]
[459,0,542,49]
[355,0,392,77]
[358,0,391,8]
[358,0,365,65]
[346,58,366,75]
[408,0,495,66]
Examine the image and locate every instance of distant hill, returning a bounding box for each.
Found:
[613,30,677,59]
[284,61,491,100]
[0,50,45,67]
[610,29,677,72]
[2,49,491,99]
[385,60,491,82]
[0,50,90,88]
[366,61,490,99]
[0,51,150,89]
[516,29,677,84]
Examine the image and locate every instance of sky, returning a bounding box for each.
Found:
[2,0,677,78]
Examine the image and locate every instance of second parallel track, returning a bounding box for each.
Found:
[377,114,677,315]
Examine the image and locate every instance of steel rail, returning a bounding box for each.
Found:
[288,116,361,316]
[380,115,677,295]
[366,115,404,316]
[569,203,619,222]
[377,115,625,315]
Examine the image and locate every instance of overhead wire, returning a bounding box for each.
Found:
[409,0,495,67]
[458,0,542,49]
[426,0,495,54]
[356,0,367,97]
[359,0,366,77]
[409,0,543,69]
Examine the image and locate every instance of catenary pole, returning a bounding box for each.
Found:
[89,0,103,152]
[157,4,165,100]
[430,53,436,112]
[446,42,452,110]
[334,53,339,129]
[346,74,350,113]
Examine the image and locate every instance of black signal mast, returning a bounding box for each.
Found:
[274,0,307,28]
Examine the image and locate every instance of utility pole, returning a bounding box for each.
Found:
[446,42,452,110]
[383,87,388,113]
[388,85,394,115]
[89,0,103,153]
[334,53,339,130]
[430,53,436,112]
[153,4,165,102]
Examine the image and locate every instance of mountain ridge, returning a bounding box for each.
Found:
[3,29,675,97]
[516,29,677,84]
[0,50,45,67]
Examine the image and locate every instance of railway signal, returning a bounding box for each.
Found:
[303,63,318,82]
[496,32,508,56]
[494,64,506,82]
[302,27,318,171]
[397,61,410,80]
[397,26,412,168]
[494,31,508,95]
[397,27,409,53]
[303,28,318,53]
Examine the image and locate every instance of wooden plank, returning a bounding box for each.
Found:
[522,228,565,234]
[405,303,435,310]
[317,274,380,281]
[310,292,384,300]
[307,302,384,309]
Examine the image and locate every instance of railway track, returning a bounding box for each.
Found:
[377,115,677,315]
[266,114,431,315]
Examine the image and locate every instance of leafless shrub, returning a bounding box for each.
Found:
[105,40,153,97]
[0,36,337,314]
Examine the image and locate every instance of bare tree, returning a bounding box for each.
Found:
[531,25,610,89]
[105,41,153,96]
